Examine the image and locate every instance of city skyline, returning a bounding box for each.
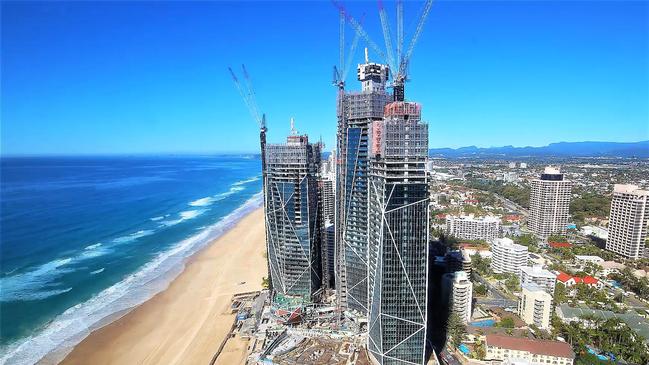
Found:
[2,1,648,155]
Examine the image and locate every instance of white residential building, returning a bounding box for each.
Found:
[528,167,572,238]
[518,283,553,330]
[486,334,574,365]
[520,266,556,294]
[491,238,529,275]
[606,184,649,259]
[442,271,473,323]
[446,214,501,242]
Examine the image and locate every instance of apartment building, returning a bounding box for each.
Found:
[528,167,572,238]
[491,238,529,275]
[446,214,501,242]
[486,334,574,365]
[442,271,473,323]
[519,266,556,294]
[518,283,553,329]
[606,184,649,259]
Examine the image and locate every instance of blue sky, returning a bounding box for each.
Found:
[1,1,647,155]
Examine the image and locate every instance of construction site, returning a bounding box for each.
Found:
[227,1,439,364]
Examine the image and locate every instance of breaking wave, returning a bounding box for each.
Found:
[0,192,263,365]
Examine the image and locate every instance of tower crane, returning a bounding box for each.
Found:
[332,6,364,90]
[332,0,434,101]
[228,64,268,180]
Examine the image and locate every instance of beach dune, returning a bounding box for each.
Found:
[60,208,266,365]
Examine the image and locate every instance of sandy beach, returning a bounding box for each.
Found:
[60,207,266,365]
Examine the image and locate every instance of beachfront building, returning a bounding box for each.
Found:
[335,61,390,314]
[491,238,529,275]
[528,167,572,238]
[367,101,429,364]
[520,266,556,294]
[485,334,575,365]
[445,214,501,242]
[518,283,553,330]
[442,271,473,323]
[263,126,322,307]
[606,184,649,259]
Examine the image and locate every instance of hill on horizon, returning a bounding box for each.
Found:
[428,140,649,158]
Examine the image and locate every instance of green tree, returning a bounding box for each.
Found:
[261,276,269,289]
[447,312,467,348]
[474,284,488,296]
[497,317,515,328]
[505,275,520,292]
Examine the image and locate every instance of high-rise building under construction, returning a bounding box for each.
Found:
[335,61,390,314]
[264,125,322,308]
[367,101,430,364]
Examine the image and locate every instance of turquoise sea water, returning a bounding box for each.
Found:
[0,155,262,364]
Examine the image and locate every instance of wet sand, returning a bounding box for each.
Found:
[60,208,266,365]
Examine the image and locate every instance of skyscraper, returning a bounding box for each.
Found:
[606,184,649,259]
[335,61,390,314]
[528,167,572,238]
[367,101,429,364]
[263,125,322,308]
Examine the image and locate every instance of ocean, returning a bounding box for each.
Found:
[0,155,263,364]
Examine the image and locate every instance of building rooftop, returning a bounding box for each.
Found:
[557,304,649,343]
[520,266,555,279]
[486,334,575,359]
[613,184,649,196]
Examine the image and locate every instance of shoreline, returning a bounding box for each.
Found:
[53,207,266,365]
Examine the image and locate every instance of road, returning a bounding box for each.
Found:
[493,193,529,217]
[473,273,518,309]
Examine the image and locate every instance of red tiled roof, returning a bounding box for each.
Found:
[556,272,598,285]
[486,334,574,359]
[556,272,572,283]
[549,242,572,248]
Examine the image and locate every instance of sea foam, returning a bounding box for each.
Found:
[0,192,263,365]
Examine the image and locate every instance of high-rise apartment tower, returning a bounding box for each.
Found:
[264,127,322,307]
[528,167,572,238]
[367,101,430,364]
[335,61,390,314]
[606,184,649,259]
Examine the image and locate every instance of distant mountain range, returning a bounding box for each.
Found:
[428,141,649,158]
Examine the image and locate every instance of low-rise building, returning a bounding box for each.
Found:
[556,272,602,289]
[580,226,608,240]
[600,261,626,276]
[518,283,553,329]
[485,334,575,365]
[520,266,556,294]
[574,255,604,265]
[491,238,529,275]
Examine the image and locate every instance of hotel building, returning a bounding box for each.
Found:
[606,184,649,259]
